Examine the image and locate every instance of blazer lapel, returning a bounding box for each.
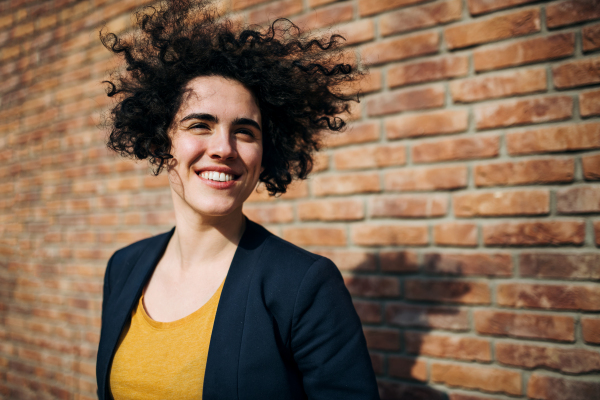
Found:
[203,219,270,399]
[99,228,174,399]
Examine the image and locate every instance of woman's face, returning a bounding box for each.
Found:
[167,75,263,218]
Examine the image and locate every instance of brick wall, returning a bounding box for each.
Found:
[1,0,600,399]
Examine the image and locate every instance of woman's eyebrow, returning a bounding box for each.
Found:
[180,113,218,123]
[232,117,261,131]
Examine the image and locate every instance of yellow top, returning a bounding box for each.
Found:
[110,280,225,400]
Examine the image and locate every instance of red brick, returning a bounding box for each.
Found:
[405,279,491,304]
[358,0,428,16]
[483,220,585,246]
[583,23,600,52]
[388,55,468,87]
[474,310,575,341]
[379,251,419,273]
[424,252,513,276]
[454,190,550,217]
[445,7,540,50]
[497,283,600,311]
[553,56,600,89]
[386,303,470,331]
[380,0,462,36]
[412,135,499,163]
[312,172,380,196]
[378,381,446,400]
[496,342,600,374]
[468,0,538,15]
[314,250,377,272]
[369,194,447,218]
[282,227,346,247]
[292,3,353,30]
[308,0,336,7]
[352,224,428,246]
[361,31,439,66]
[450,68,547,103]
[474,95,573,130]
[298,199,364,221]
[431,362,522,395]
[527,373,600,400]
[557,186,600,214]
[312,152,328,173]
[449,394,498,400]
[366,85,445,116]
[406,331,491,361]
[388,356,428,381]
[353,300,381,323]
[334,143,405,170]
[323,121,380,148]
[547,0,600,28]
[335,19,375,46]
[385,165,467,191]
[363,328,400,350]
[474,33,575,72]
[247,0,303,24]
[344,276,400,297]
[582,317,600,344]
[580,88,600,117]
[242,204,294,224]
[433,223,478,247]
[583,154,600,180]
[370,353,384,375]
[386,109,468,138]
[475,158,574,187]
[232,0,268,11]
[520,253,600,280]
[507,122,600,155]
[105,176,141,192]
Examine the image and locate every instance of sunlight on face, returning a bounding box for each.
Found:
[167,76,263,219]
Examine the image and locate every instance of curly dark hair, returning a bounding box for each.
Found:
[100,0,362,195]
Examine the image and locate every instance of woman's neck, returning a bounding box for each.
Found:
[169,200,246,273]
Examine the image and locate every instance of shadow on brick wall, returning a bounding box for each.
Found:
[344,251,474,400]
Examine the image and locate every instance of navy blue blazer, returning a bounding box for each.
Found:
[96,219,379,399]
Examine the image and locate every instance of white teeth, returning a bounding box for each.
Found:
[200,171,234,182]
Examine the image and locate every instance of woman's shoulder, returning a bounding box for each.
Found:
[246,219,340,285]
[248,220,329,265]
[104,228,174,286]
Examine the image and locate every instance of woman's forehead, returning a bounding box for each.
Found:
[176,76,261,123]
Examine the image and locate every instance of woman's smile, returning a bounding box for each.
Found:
[195,166,240,189]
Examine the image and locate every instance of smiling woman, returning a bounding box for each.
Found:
[167,76,264,220]
[95,1,378,399]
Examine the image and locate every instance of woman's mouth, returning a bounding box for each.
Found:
[196,170,240,189]
[199,171,236,182]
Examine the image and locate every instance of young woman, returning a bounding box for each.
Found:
[95,1,379,399]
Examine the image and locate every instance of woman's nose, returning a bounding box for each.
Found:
[207,128,237,160]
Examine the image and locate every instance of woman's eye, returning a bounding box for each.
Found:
[190,123,210,130]
[237,129,255,138]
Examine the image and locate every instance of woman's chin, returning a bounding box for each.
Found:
[188,201,242,219]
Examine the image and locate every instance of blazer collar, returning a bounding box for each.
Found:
[100,227,174,399]
[101,219,270,400]
[203,219,270,399]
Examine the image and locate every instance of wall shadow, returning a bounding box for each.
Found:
[346,250,475,400]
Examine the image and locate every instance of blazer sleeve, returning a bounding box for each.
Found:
[290,257,380,400]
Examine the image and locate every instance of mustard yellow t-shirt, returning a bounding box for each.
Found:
[109,280,224,399]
